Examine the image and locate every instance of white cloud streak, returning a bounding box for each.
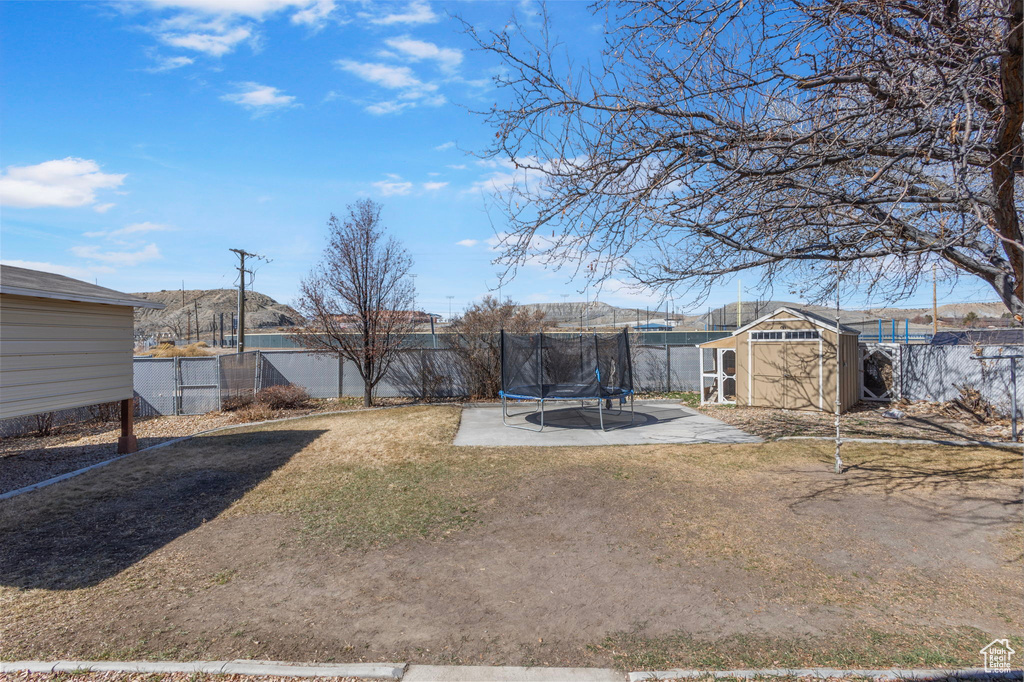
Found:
[221,82,299,112]
[84,222,174,239]
[71,243,163,267]
[383,36,462,72]
[365,1,437,25]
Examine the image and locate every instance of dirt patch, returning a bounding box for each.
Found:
[698,401,1014,441]
[1,407,1020,669]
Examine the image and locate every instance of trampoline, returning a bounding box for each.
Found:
[499,329,635,431]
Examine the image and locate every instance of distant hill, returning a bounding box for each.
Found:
[132,288,300,337]
[519,297,1012,331]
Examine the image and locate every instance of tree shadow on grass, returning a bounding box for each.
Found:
[0,428,326,590]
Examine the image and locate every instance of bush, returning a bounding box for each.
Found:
[256,384,310,409]
[231,402,276,424]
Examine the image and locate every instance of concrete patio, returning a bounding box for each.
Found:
[453,400,762,446]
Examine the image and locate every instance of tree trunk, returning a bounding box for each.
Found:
[363,382,372,408]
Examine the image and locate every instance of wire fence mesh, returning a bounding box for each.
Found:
[899,344,1023,417]
[259,350,340,399]
[134,358,176,417]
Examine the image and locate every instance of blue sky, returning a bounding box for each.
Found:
[0,0,995,317]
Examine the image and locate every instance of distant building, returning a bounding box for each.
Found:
[634,322,673,331]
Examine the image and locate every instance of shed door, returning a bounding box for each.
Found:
[750,342,784,407]
[784,341,821,410]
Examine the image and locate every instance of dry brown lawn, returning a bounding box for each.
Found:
[0,406,1020,670]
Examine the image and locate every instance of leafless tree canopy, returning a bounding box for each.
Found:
[295,200,416,406]
[467,0,1024,315]
[449,295,550,398]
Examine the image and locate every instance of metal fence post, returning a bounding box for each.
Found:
[216,354,223,411]
[665,343,671,392]
[342,352,350,395]
[254,350,262,399]
[173,356,181,416]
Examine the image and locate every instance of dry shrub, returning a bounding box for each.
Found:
[221,395,255,411]
[256,384,310,409]
[33,412,54,437]
[231,402,276,423]
[87,401,120,422]
[149,342,212,358]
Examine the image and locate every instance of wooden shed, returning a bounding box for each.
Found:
[0,265,164,451]
[698,307,860,413]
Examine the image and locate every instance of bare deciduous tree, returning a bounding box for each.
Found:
[295,200,416,407]
[449,296,550,398]
[466,0,1024,316]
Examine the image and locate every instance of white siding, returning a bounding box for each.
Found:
[0,294,134,419]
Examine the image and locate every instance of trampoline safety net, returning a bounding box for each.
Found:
[500,329,634,400]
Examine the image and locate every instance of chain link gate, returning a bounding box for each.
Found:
[177,357,221,415]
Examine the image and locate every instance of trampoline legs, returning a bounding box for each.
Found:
[502,395,546,432]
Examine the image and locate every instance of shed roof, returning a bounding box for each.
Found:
[0,265,165,309]
[733,306,862,336]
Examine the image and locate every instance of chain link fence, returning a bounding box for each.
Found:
[899,344,1023,417]
[6,342,1019,436]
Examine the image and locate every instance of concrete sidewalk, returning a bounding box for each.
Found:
[2,660,1019,681]
[453,401,761,447]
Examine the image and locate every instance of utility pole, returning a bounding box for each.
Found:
[230,248,270,354]
[446,295,454,323]
[932,264,939,335]
[737,280,742,329]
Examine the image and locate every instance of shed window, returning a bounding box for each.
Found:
[751,330,820,341]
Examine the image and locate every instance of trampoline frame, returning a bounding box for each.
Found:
[500,391,635,432]
[498,329,636,432]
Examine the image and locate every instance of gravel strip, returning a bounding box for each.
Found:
[0,673,369,682]
[697,402,1013,442]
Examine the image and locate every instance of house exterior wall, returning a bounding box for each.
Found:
[0,293,135,419]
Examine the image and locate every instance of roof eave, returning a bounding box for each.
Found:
[0,285,166,309]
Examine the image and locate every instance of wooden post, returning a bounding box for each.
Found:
[117,398,137,454]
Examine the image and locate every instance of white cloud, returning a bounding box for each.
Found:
[93,203,117,213]
[423,181,448,191]
[84,222,174,239]
[147,55,196,71]
[337,60,444,114]
[365,100,414,115]
[384,36,462,72]
[0,158,126,209]
[222,82,298,113]
[71,243,163,267]
[372,180,414,196]
[364,1,437,25]
[140,0,336,23]
[290,0,336,25]
[0,259,113,280]
[447,164,467,170]
[434,141,455,151]
[456,239,478,247]
[160,24,253,56]
[336,60,431,91]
